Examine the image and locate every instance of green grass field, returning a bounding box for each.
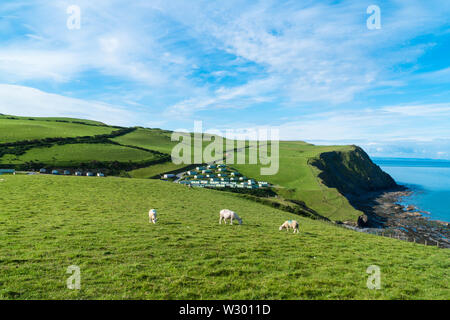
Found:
[0,143,159,166]
[129,162,188,179]
[0,175,448,299]
[0,114,105,126]
[0,118,113,143]
[111,128,177,154]
[0,117,398,222]
[232,142,361,221]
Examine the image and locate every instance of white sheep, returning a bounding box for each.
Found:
[279,220,299,233]
[219,209,242,225]
[149,209,157,224]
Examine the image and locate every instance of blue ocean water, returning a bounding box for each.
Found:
[373,157,450,223]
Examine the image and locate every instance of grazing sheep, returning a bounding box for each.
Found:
[219,209,242,225]
[279,220,299,233]
[149,209,157,224]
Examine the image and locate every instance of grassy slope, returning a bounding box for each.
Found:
[114,128,228,178]
[232,142,361,221]
[111,128,177,154]
[0,119,380,221]
[0,143,159,166]
[102,128,367,221]
[0,114,105,126]
[0,119,114,143]
[0,175,448,300]
[129,162,187,179]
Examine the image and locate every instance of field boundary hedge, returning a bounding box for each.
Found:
[0,126,175,173]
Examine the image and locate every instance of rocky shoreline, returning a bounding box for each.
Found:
[345,187,450,248]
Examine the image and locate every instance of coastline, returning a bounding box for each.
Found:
[348,186,450,248]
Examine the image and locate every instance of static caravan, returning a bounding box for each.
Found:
[86,172,94,177]
[97,173,105,177]
[64,170,71,175]
[163,173,175,179]
[39,168,47,174]
[75,171,82,176]
[0,169,15,175]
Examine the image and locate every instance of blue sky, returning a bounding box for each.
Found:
[0,0,449,159]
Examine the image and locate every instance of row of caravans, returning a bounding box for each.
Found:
[39,168,105,177]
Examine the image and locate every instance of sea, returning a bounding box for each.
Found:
[373,157,450,223]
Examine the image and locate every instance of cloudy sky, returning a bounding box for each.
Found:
[0,0,449,159]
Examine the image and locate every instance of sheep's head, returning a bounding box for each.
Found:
[279,225,283,231]
[238,218,243,225]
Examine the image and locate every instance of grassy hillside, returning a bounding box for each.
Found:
[0,116,396,222]
[111,127,177,154]
[0,118,114,143]
[128,162,188,179]
[232,142,363,222]
[1,143,159,166]
[0,114,105,126]
[0,175,448,299]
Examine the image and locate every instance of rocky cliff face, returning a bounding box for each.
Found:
[310,146,397,197]
[309,146,398,227]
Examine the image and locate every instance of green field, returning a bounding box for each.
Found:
[0,175,448,299]
[0,114,105,126]
[0,118,113,143]
[226,142,359,221]
[111,128,177,154]
[129,162,188,179]
[0,143,159,166]
[112,128,230,160]
[0,116,393,222]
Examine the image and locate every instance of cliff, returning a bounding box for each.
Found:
[310,146,397,196]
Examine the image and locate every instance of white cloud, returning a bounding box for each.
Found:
[2,0,449,108]
[0,84,136,126]
[382,103,450,116]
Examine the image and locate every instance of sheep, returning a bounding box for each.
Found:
[219,209,242,225]
[149,209,157,224]
[279,220,299,233]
